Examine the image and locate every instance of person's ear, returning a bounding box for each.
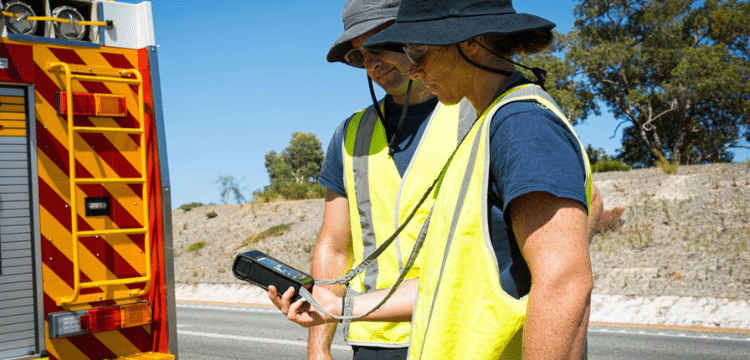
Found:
[462,38,482,56]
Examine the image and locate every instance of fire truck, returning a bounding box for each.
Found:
[0,1,176,359]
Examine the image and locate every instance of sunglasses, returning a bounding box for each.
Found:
[344,47,388,68]
[403,45,428,69]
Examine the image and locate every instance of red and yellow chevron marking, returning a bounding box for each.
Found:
[0,39,170,359]
[0,94,27,136]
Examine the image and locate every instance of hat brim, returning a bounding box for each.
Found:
[364,13,555,50]
[327,17,395,64]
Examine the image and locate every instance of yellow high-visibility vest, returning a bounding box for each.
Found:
[409,85,591,359]
[342,98,474,347]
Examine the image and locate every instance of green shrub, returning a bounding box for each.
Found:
[306,183,326,199]
[235,223,292,250]
[180,202,204,211]
[252,188,284,203]
[206,211,218,219]
[252,182,326,202]
[591,159,630,173]
[655,153,679,174]
[188,241,205,252]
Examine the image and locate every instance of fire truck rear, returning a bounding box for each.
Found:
[0,1,176,359]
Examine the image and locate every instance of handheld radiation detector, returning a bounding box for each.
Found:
[232,250,314,301]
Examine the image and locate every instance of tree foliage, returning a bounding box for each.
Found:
[215,174,247,205]
[265,132,324,184]
[517,31,601,125]
[567,0,750,167]
[257,132,326,201]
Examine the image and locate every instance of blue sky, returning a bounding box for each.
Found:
[122,0,747,209]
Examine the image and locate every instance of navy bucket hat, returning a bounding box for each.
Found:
[364,0,555,49]
[326,0,400,64]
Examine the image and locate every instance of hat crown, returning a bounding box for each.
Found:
[398,0,516,21]
[342,0,400,30]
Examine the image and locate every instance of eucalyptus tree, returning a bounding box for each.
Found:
[567,0,749,166]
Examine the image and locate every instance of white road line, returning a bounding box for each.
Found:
[178,330,352,351]
[589,329,750,342]
[177,303,278,314]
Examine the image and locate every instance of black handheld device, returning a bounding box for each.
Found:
[232,250,314,301]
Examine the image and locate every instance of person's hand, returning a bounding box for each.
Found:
[268,285,341,328]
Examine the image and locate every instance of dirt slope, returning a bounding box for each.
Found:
[172,162,750,300]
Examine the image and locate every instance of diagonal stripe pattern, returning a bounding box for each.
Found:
[22,41,168,359]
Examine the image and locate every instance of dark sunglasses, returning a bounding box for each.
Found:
[344,47,388,68]
[403,45,428,69]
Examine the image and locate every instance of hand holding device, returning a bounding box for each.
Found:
[232,250,314,302]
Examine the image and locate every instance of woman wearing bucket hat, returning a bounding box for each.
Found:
[310,0,477,359]
[270,1,595,359]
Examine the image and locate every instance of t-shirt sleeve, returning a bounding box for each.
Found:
[318,119,349,197]
[489,102,588,218]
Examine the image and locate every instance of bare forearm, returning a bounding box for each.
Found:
[523,274,592,360]
[350,278,418,322]
[308,189,352,359]
[308,245,348,358]
[307,239,349,360]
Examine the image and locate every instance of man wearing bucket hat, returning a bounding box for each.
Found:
[308,0,476,359]
[270,0,597,359]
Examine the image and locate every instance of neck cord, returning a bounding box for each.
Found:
[367,75,413,157]
[457,43,548,90]
[309,99,480,321]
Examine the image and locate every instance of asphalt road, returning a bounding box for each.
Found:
[176,302,750,360]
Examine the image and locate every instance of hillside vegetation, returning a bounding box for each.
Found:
[172,162,750,300]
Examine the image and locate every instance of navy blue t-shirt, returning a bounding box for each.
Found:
[318,74,588,300]
[318,95,439,196]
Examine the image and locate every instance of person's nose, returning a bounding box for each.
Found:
[407,66,424,79]
[363,51,384,70]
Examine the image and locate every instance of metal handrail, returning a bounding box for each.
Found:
[1,11,114,28]
[47,62,151,306]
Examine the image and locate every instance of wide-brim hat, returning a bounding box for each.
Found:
[364,0,555,50]
[327,0,400,64]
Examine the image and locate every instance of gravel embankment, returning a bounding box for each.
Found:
[172,162,750,329]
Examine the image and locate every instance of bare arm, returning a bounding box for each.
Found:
[509,191,593,360]
[268,277,418,327]
[308,190,352,360]
[587,184,603,243]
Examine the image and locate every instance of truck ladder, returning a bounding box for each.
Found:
[48,62,151,306]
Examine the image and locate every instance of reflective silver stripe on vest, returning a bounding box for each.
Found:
[352,105,380,292]
[418,123,484,359]
[457,99,476,142]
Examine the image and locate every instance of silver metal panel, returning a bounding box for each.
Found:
[0,274,32,285]
[0,304,31,319]
[0,218,30,227]
[0,176,29,185]
[0,161,27,169]
[0,209,30,218]
[0,264,29,276]
[0,144,26,152]
[0,241,30,250]
[0,322,34,335]
[3,256,32,267]
[0,314,34,327]
[0,233,30,243]
[0,201,30,210]
[0,194,28,202]
[0,226,28,235]
[147,45,178,357]
[0,85,43,358]
[0,153,25,161]
[0,282,31,293]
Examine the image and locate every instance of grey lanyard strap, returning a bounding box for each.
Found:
[303,89,540,320]
[299,210,432,320]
